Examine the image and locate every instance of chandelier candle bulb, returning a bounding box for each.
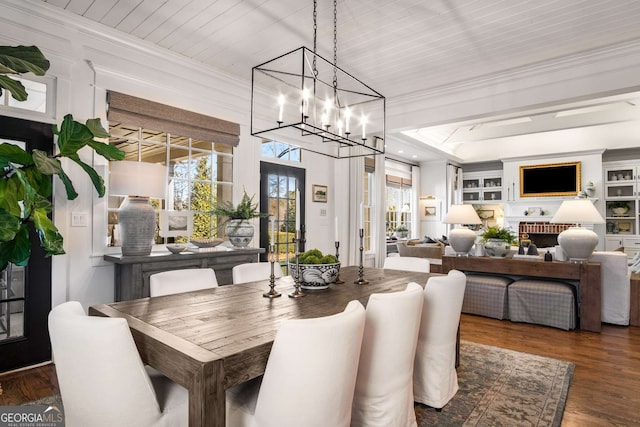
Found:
[361,115,366,139]
[301,88,309,118]
[345,108,351,134]
[277,94,285,123]
[335,217,339,241]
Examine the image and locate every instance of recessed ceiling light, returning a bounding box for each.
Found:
[412,155,417,158]
[398,150,404,153]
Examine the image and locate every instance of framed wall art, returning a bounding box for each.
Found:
[312,184,328,202]
[159,210,193,238]
[422,199,440,221]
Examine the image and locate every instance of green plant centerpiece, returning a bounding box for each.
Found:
[0,45,125,270]
[212,189,267,247]
[607,201,630,216]
[290,248,340,290]
[480,226,517,258]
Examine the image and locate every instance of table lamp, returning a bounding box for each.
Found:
[550,199,604,263]
[110,160,167,256]
[444,204,482,256]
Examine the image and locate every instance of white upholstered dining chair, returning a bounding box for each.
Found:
[149,268,218,297]
[383,256,430,273]
[226,300,366,427]
[232,262,283,284]
[413,269,467,409]
[351,282,424,427]
[48,301,188,427]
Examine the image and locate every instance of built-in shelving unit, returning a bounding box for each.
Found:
[603,162,640,257]
[462,171,503,203]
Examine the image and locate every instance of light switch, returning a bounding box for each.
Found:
[71,212,89,227]
[320,208,327,216]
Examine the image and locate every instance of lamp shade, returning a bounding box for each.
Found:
[109,160,166,199]
[110,161,167,257]
[443,204,482,225]
[549,199,604,224]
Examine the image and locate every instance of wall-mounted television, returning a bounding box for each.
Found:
[520,161,581,197]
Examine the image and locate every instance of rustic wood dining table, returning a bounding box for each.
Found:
[89,265,437,427]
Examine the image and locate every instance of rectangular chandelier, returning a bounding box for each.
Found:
[251,46,385,159]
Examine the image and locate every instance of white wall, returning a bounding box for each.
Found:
[418,159,448,239]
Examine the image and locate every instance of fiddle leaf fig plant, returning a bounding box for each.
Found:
[0,115,125,270]
[0,44,126,270]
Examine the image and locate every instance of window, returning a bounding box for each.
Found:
[261,140,301,162]
[0,76,55,118]
[386,175,412,237]
[105,91,239,249]
[363,169,372,251]
[107,123,233,246]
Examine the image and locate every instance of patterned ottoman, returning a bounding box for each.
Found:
[508,279,577,330]
[462,274,513,320]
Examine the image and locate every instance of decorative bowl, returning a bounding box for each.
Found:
[288,262,341,290]
[166,244,187,254]
[190,238,224,248]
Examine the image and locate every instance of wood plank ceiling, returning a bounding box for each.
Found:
[37,0,640,162]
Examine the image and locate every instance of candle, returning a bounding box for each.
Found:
[335,217,339,242]
[301,88,309,117]
[337,120,343,136]
[344,107,351,133]
[270,217,275,246]
[360,202,364,230]
[360,115,366,139]
[277,94,285,122]
[295,189,300,231]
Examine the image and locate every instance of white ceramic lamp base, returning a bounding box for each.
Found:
[449,227,477,256]
[557,227,598,263]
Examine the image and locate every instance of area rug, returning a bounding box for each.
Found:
[26,341,573,427]
[415,341,574,427]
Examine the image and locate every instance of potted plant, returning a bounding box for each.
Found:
[607,201,630,216]
[212,189,267,247]
[480,226,517,258]
[289,248,340,290]
[395,225,409,238]
[0,45,125,270]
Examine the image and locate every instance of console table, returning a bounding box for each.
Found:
[442,256,601,332]
[104,248,264,301]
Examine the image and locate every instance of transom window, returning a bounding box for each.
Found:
[261,140,301,162]
[0,76,54,118]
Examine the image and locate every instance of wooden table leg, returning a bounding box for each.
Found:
[579,263,601,332]
[189,361,225,427]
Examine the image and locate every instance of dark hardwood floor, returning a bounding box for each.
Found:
[1,314,638,426]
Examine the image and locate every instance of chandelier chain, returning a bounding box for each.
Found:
[312,0,318,77]
[333,0,338,89]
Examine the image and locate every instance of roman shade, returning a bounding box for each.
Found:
[107,91,240,147]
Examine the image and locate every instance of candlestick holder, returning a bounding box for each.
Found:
[354,228,369,285]
[263,244,281,298]
[334,241,344,284]
[289,230,306,298]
